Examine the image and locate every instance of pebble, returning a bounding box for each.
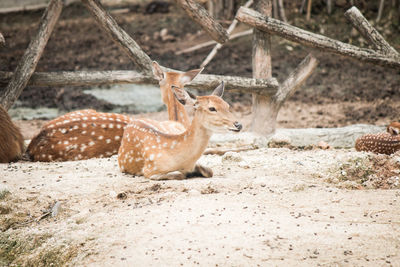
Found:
[222,152,243,163]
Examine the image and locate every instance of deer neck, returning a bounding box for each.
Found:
[171,113,212,163]
[165,85,190,128]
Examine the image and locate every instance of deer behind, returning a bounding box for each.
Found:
[355,122,400,155]
[27,109,131,161]
[118,82,242,180]
[0,105,24,163]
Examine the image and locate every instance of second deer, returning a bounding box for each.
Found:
[118,82,242,180]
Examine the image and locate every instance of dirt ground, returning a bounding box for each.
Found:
[1,1,400,266]
[1,147,400,266]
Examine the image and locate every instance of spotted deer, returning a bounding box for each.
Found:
[27,63,203,162]
[118,82,242,180]
[355,122,400,155]
[0,105,24,163]
[152,61,203,130]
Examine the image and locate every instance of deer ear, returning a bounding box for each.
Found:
[388,126,400,135]
[179,67,204,85]
[152,61,165,81]
[212,81,224,97]
[172,86,196,106]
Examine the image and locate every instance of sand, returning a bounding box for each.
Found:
[1,144,400,266]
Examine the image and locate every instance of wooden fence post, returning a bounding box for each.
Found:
[250,0,274,135]
[0,0,63,110]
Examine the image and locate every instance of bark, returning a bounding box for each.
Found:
[236,7,400,70]
[306,0,312,20]
[327,0,332,14]
[0,71,279,96]
[0,32,4,46]
[0,0,63,110]
[274,54,318,108]
[175,0,228,44]
[377,0,385,22]
[345,6,398,56]
[277,0,287,22]
[250,0,273,134]
[81,0,153,74]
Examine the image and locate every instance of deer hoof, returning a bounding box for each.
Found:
[194,164,213,178]
[149,171,185,180]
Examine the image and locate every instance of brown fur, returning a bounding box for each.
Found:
[27,109,131,161]
[355,122,400,155]
[0,105,24,163]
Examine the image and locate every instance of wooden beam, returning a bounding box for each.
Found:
[81,0,153,74]
[0,32,4,46]
[0,70,279,96]
[175,0,228,44]
[345,6,398,56]
[275,53,318,106]
[250,0,273,134]
[236,7,400,70]
[0,0,63,110]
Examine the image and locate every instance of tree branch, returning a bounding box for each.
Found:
[174,0,228,44]
[0,0,63,110]
[81,0,153,74]
[0,32,4,46]
[345,6,398,56]
[0,70,279,96]
[236,7,400,70]
[275,53,318,105]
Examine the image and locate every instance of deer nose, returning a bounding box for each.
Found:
[234,121,242,131]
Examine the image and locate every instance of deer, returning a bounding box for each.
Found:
[0,105,25,163]
[355,122,400,155]
[26,63,203,162]
[118,81,243,180]
[152,61,203,130]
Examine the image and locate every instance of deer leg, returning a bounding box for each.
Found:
[186,164,213,178]
[149,171,185,180]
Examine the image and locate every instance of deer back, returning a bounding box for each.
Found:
[355,132,400,155]
[0,105,24,163]
[27,109,131,161]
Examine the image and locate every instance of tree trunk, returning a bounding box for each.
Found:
[250,0,274,135]
[208,0,235,20]
[0,0,63,110]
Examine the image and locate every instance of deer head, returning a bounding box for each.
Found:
[152,61,203,128]
[172,81,242,133]
[387,122,400,135]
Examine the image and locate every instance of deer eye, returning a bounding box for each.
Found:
[209,107,217,112]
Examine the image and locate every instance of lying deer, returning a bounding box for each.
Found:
[152,61,202,130]
[0,105,24,163]
[355,122,400,155]
[27,62,203,162]
[118,82,242,180]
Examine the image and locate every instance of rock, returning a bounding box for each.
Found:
[317,141,331,150]
[268,133,292,148]
[222,152,243,163]
[51,201,62,217]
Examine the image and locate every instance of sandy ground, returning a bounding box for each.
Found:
[1,145,400,266]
